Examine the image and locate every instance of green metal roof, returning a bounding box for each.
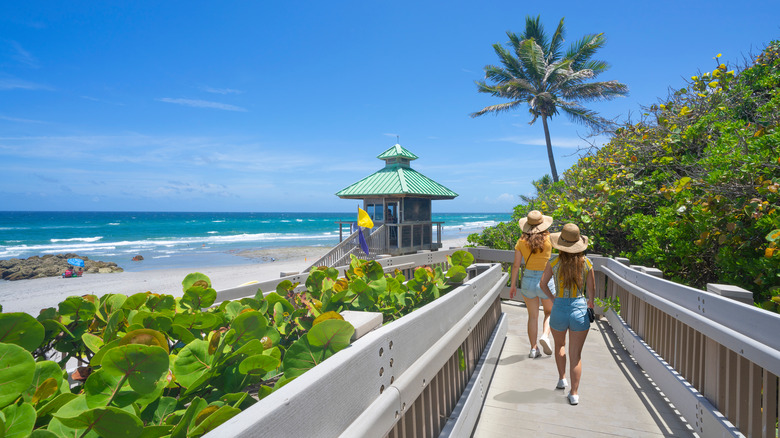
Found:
[377,144,418,161]
[336,165,458,199]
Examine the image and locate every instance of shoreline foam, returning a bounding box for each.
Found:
[0,237,469,315]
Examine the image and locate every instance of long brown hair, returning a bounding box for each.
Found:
[521,230,549,254]
[557,251,586,291]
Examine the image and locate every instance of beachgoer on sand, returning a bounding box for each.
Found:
[509,210,555,359]
[540,223,595,406]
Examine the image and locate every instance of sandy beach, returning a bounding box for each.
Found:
[0,238,468,315]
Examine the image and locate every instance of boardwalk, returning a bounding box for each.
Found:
[473,302,697,437]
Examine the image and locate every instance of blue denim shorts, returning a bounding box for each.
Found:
[550,297,590,332]
[519,269,555,300]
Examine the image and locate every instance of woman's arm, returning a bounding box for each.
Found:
[540,262,555,301]
[586,266,596,308]
[509,249,523,299]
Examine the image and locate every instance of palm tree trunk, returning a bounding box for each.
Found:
[541,116,559,182]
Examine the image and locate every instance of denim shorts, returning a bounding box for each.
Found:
[550,297,590,332]
[519,269,555,300]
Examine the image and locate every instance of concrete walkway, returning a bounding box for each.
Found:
[472,302,698,437]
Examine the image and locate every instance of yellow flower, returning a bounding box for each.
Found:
[712,69,722,78]
[691,76,698,80]
[659,104,666,110]
[708,81,719,88]
[715,53,722,58]
[718,63,726,70]
[679,106,691,116]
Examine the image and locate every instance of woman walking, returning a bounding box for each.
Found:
[540,223,595,405]
[509,210,555,359]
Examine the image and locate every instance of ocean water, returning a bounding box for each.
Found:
[0,211,510,271]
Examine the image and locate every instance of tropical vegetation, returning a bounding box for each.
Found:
[0,251,474,437]
[471,15,628,182]
[470,41,780,310]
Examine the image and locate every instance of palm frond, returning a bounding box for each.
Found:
[493,43,525,79]
[562,80,629,101]
[483,65,515,84]
[548,17,566,63]
[522,16,549,54]
[559,104,612,130]
[578,60,610,77]
[517,39,547,85]
[565,33,606,70]
[470,100,525,118]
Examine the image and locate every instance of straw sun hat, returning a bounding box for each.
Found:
[518,210,553,234]
[549,223,589,253]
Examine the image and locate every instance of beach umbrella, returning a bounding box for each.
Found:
[67,258,85,267]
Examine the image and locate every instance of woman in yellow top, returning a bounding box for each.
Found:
[509,210,556,359]
[540,223,595,406]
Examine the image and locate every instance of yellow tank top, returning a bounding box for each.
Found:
[550,257,593,298]
[514,236,552,271]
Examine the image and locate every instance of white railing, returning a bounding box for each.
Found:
[590,256,780,438]
[304,225,387,272]
[208,253,507,437]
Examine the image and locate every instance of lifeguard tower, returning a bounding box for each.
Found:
[305,144,457,270]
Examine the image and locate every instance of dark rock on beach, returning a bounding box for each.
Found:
[0,253,124,281]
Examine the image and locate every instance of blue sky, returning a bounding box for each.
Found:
[1,1,778,213]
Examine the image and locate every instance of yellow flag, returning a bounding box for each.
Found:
[358,208,374,229]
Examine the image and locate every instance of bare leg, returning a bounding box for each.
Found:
[568,328,590,395]
[522,295,540,350]
[551,328,567,380]
[540,298,553,339]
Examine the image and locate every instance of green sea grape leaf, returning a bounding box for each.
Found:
[170,324,197,345]
[101,344,169,394]
[181,286,217,310]
[238,354,280,376]
[169,396,206,438]
[84,369,138,408]
[89,338,122,367]
[0,313,45,352]
[23,361,65,404]
[188,404,240,437]
[0,343,35,408]
[224,301,245,321]
[58,296,97,323]
[82,332,104,354]
[141,396,178,426]
[191,313,220,331]
[54,406,143,438]
[264,292,295,314]
[449,250,475,268]
[36,392,78,419]
[181,273,212,292]
[230,311,272,347]
[2,401,36,438]
[29,429,59,438]
[30,378,59,406]
[103,309,124,342]
[119,328,169,354]
[172,340,213,389]
[47,395,97,438]
[122,293,149,311]
[282,319,354,379]
[446,265,468,283]
[144,294,176,312]
[137,425,174,438]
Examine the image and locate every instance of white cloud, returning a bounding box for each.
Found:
[200,86,243,95]
[0,77,50,91]
[496,135,597,149]
[483,193,516,204]
[0,115,46,123]
[156,98,247,112]
[9,41,39,68]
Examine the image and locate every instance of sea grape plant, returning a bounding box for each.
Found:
[0,250,475,437]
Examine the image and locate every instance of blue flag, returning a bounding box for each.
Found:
[358,228,370,255]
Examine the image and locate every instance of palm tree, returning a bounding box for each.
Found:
[471,16,628,182]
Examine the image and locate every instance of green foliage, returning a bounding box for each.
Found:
[0,250,475,435]
[471,41,780,307]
